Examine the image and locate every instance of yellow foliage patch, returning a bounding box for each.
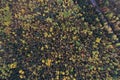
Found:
[19,70,25,74]
[45,59,52,67]
[9,62,17,69]
[95,38,101,43]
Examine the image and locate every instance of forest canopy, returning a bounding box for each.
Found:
[0,0,120,80]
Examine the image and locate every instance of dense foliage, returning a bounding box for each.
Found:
[0,0,120,80]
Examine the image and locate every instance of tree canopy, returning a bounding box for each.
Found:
[0,0,120,80]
